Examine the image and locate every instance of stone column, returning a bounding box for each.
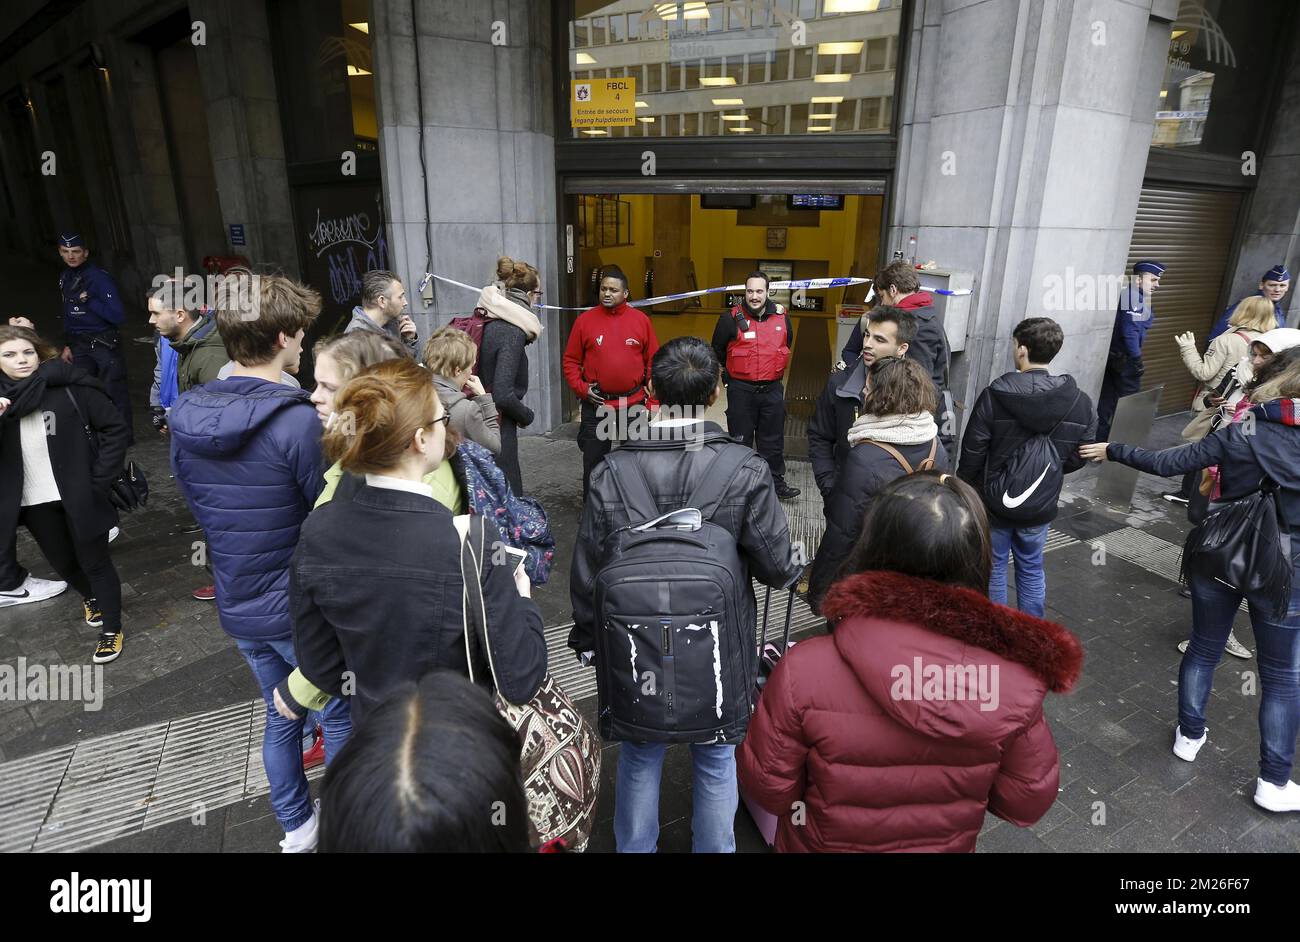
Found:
[371,0,562,431]
[892,0,1177,426]
[189,0,298,275]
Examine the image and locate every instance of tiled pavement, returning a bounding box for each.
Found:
[1,351,1297,852]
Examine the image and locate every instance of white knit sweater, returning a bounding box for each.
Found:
[19,409,60,506]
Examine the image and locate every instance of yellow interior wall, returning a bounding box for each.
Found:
[577,194,877,363]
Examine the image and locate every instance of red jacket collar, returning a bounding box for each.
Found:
[821,571,1083,692]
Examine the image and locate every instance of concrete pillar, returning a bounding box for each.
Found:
[189,0,298,275]
[1224,12,1300,325]
[892,0,1177,427]
[371,0,562,432]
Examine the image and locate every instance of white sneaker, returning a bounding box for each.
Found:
[108,527,120,543]
[1253,779,1300,812]
[1177,635,1252,658]
[1224,631,1252,659]
[0,574,68,607]
[279,809,319,853]
[1173,726,1208,762]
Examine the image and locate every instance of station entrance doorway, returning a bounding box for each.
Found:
[561,180,888,453]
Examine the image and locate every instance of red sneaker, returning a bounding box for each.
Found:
[302,727,325,770]
[192,584,216,601]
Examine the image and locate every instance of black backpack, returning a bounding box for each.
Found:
[592,440,756,744]
[981,391,1081,524]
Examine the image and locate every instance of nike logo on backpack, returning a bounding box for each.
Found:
[1002,464,1052,508]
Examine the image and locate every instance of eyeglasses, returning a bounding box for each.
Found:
[431,414,450,428]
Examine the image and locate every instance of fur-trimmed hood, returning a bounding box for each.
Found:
[821,571,1083,743]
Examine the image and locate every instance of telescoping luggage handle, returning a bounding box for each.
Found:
[757,584,797,683]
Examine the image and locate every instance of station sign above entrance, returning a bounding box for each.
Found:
[571,77,636,128]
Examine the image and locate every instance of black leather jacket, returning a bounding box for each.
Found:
[568,421,801,654]
[290,483,547,722]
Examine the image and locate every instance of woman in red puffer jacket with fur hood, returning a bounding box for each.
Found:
[737,472,1083,852]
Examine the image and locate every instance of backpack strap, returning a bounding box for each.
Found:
[685,445,754,521]
[605,451,661,523]
[862,440,914,476]
[916,437,939,472]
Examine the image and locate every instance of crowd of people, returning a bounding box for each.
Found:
[1,232,1298,854]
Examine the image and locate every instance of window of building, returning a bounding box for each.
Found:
[1150,0,1290,155]
[566,0,903,139]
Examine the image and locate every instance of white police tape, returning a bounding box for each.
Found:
[419,272,969,311]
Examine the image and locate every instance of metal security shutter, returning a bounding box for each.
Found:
[1126,186,1243,415]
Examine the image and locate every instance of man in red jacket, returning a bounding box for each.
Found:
[562,266,660,499]
[710,271,799,500]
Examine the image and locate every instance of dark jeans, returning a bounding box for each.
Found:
[68,331,133,446]
[725,379,785,479]
[1182,539,1300,786]
[16,501,122,632]
[1096,351,1141,442]
[578,401,647,500]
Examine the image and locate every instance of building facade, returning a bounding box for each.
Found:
[1,0,1296,433]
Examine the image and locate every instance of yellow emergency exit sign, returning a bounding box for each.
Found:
[570,77,636,128]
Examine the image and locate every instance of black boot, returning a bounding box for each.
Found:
[773,476,801,500]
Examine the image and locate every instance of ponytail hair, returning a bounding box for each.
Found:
[496,256,539,293]
[322,359,441,474]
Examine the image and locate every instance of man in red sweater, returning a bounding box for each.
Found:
[562,266,660,499]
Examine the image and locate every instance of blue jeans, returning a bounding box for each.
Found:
[614,742,738,853]
[1182,540,1300,786]
[236,638,352,831]
[989,523,1050,618]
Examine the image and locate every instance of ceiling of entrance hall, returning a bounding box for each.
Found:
[568,1,901,138]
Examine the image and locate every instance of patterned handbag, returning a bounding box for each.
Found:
[454,515,600,852]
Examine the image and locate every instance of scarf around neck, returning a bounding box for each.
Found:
[475,283,543,342]
[0,359,83,422]
[846,411,937,447]
[1252,398,1300,426]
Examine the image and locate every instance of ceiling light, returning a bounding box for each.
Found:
[811,96,844,103]
[638,117,655,123]
[1159,89,1167,97]
[814,74,851,83]
[729,126,754,133]
[818,42,863,55]
[347,66,371,76]
[348,22,369,34]
[582,129,609,136]
[656,1,709,18]
[636,100,649,108]
[808,125,834,132]
[824,0,880,11]
[712,97,744,106]
[810,112,836,119]
[700,76,737,86]
[721,114,750,121]
[1171,29,1187,39]
[576,52,596,65]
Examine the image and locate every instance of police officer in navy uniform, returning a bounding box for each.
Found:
[1096,259,1164,442]
[57,232,133,444]
[711,270,799,500]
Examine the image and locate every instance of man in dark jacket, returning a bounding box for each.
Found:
[711,271,798,500]
[56,232,133,444]
[808,305,916,500]
[1097,260,1163,441]
[958,318,1095,617]
[569,336,799,853]
[170,274,350,853]
[1208,264,1289,340]
[840,260,949,391]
